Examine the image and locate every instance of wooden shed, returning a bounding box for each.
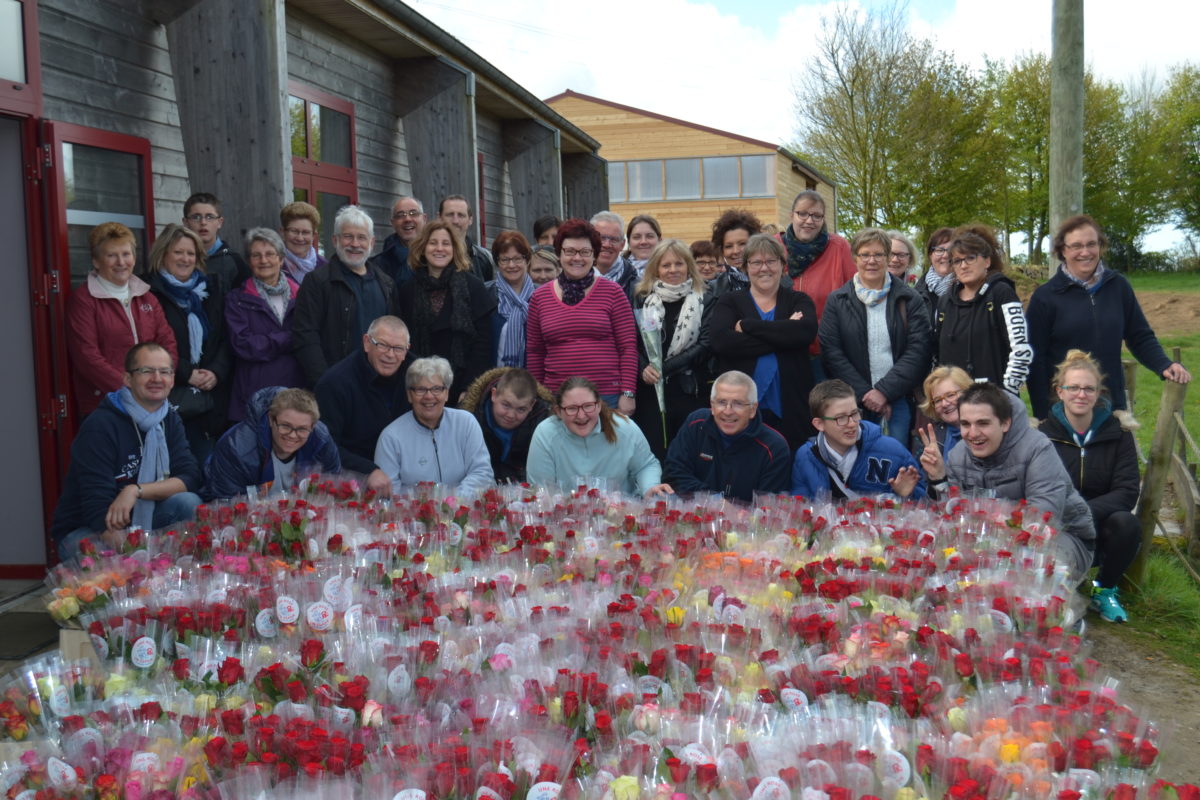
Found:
[0,0,604,574]
[546,90,836,244]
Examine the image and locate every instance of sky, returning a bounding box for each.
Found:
[409,0,1198,248]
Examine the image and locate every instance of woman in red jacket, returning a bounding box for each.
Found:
[67,222,177,416]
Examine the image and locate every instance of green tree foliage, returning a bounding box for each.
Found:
[1155,65,1200,239]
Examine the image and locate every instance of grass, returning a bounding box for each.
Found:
[1108,547,1200,680]
[1124,270,1200,293]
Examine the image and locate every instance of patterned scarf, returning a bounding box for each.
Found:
[494,274,534,367]
[159,271,210,364]
[782,225,830,278]
[1060,260,1108,293]
[283,246,320,283]
[641,279,703,359]
[558,271,596,306]
[853,273,892,307]
[253,275,291,325]
[411,267,476,370]
[924,266,954,297]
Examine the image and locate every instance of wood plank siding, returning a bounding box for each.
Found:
[476,112,517,244]
[39,0,190,229]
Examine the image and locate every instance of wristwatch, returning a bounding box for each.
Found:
[621,391,636,399]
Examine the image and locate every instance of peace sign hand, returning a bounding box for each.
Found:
[917,424,946,482]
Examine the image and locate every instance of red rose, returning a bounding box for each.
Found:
[218,656,245,686]
[220,708,245,736]
[204,736,229,768]
[418,639,439,665]
[286,679,308,702]
[696,763,719,791]
[300,639,324,668]
[172,658,190,681]
[138,701,162,722]
[954,653,975,679]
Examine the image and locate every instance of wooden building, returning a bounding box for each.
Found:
[545,90,836,244]
[1,0,604,575]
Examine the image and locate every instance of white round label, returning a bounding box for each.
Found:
[276,595,299,624]
[780,687,809,710]
[130,752,159,773]
[166,589,186,605]
[90,633,109,660]
[528,782,561,800]
[130,636,157,669]
[878,749,911,786]
[751,777,790,800]
[322,576,343,604]
[344,604,363,631]
[306,601,334,632]
[49,684,70,715]
[206,588,227,604]
[388,664,412,697]
[393,791,428,800]
[46,758,77,789]
[255,609,277,639]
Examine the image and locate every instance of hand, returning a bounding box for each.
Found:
[1163,362,1192,383]
[734,320,744,333]
[366,469,393,497]
[862,389,888,414]
[617,395,636,415]
[190,369,217,391]
[888,465,921,499]
[916,424,946,482]
[644,483,675,498]
[641,365,661,385]
[105,484,139,531]
[788,310,804,320]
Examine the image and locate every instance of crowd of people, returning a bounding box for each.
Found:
[54,190,1193,625]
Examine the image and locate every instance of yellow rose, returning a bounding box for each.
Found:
[665,607,685,625]
[548,696,563,724]
[946,706,968,733]
[193,693,216,714]
[1000,742,1021,763]
[609,775,640,800]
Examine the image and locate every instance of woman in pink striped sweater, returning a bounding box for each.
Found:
[525,218,639,415]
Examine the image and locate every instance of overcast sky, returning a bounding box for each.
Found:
[409,0,1198,248]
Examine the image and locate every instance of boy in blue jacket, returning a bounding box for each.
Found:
[792,379,925,501]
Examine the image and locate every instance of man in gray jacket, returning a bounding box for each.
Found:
[919,382,1095,582]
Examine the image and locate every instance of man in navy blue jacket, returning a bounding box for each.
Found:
[664,371,790,501]
[51,343,202,560]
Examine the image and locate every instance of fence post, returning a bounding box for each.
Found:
[1128,380,1188,588]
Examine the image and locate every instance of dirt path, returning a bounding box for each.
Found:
[1136,291,1200,337]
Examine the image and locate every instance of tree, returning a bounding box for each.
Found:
[1154,64,1200,239]
[988,54,1051,263]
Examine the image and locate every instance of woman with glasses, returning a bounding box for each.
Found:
[526,377,672,497]
[147,223,232,459]
[932,224,1031,395]
[709,234,818,450]
[819,228,931,446]
[488,230,535,368]
[204,386,340,501]
[631,239,714,459]
[914,365,973,458]
[278,201,326,284]
[224,228,306,422]
[1038,350,1142,622]
[399,221,496,402]
[1026,214,1190,419]
[526,218,639,414]
[886,230,920,286]
[375,357,494,496]
[915,227,955,315]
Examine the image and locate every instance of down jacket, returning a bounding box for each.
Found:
[459,367,553,484]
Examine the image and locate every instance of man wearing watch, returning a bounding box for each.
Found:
[52,342,202,561]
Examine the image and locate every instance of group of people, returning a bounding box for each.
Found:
[54,189,1192,625]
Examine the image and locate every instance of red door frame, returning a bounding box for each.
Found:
[0,0,43,119]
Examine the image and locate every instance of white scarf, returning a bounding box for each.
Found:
[641,279,703,359]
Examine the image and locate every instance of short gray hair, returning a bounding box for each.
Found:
[334,204,375,238]
[244,227,285,258]
[395,196,424,214]
[367,315,409,338]
[711,370,758,403]
[405,356,453,390]
[743,233,786,265]
[590,210,625,232]
[886,229,920,276]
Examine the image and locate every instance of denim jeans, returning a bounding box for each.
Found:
[55,491,203,562]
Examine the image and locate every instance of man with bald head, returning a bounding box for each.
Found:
[370,195,426,288]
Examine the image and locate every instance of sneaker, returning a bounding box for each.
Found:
[1089,586,1128,623]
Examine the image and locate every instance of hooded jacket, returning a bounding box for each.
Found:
[664,408,790,501]
[1037,400,1140,530]
[945,395,1094,579]
[791,419,926,500]
[203,386,340,500]
[1026,265,1173,417]
[51,393,200,542]
[459,367,553,484]
[933,272,1032,394]
[224,276,306,422]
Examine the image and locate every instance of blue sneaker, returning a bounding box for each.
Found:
[1089,586,1128,623]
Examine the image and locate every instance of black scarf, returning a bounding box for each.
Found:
[557,271,595,306]
[410,267,476,370]
[782,225,830,279]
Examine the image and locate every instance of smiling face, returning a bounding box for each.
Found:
[424,228,455,276]
[163,236,198,282]
[628,222,660,262]
[958,402,1011,459]
[281,218,315,258]
[363,324,409,378]
[408,377,449,428]
[710,381,756,437]
[557,387,600,437]
[1057,367,1101,420]
[790,197,826,242]
[391,198,426,243]
[592,220,623,273]
[1062,224,1102,282]
[496,246,528,288]
[745,248,782,295]
[184,203,222,248]
[928,237,952,277]
[94,239,137,286]
[854,243,889,289]
[335,223,374,270]
[248,240,283,284]
[930,378,965,425]
[124,347,175,411]
[270,408,316,459]
[529,255,559,285]
[490,387,535,431]
[722,228,750,270]
[694,253,719,281]
[656,250,689,286]
[888,238,911,278]
[559,237,595,280]
[813,395,861,454]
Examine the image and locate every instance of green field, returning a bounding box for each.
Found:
[1124,270,1200,293]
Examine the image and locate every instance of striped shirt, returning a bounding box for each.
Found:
[526,279,637,395]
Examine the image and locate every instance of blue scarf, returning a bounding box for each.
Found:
[284,246,320,283]
[110,387,171,531]
[853,272,891,306]
[159,271,210,364]
[494,274,534,367]
[206,238,224,257]
[1050,397,1112,446]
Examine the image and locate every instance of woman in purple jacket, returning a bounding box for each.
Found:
[224,228,305,421]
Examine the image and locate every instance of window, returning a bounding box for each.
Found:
[703,157,739,198]
[288,82,357,256]
[665,158,701,200]
[740,155,772,196]
[607,162,626,203]
[628,161,661,201]
[0,0,40,117]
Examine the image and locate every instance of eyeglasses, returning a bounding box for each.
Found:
[410,385,448,397]
[889,252,911,261]
[931,389,963,406]
[129,367,175,377]
[951,253,986,268]
[855,252,887,263]
[284,227,313,238]
[498,256,528,266]
[561,401,599,416]
[820,408,862,427]
[695,259,718,268]
[368,335,410,356]
[598,235,623,245]
[1060,384,1098,396]
[930,246,951,256]
[561,248,593,259]
[185,213,220,223]
[338,233,372,244]
[391,209,423,219]
[1064,240,1100,252]
[793,212,825,222]
[712,399,753,412]
[746,258,780,271]
[273,420,313,438]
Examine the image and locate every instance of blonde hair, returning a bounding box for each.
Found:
[148,224,207,274]
[634,239,704,297]
[919,366,973,417]
[1051,349,1106,398]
